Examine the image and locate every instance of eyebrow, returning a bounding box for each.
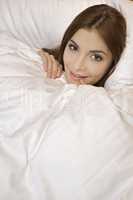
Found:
[89,50,107,56]
[70,39,79,48]
[70,39,107,56]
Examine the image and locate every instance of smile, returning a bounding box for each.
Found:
[70,70,88,80]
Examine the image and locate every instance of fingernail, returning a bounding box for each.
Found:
[43,64,47,71]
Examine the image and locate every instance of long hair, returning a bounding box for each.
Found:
[43,4,126,86]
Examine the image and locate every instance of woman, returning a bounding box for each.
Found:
[39,4,126,86]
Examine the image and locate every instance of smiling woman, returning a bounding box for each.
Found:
[40,4,126,86]
[63,28,113,85]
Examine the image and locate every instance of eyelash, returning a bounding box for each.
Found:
[91,54,103,62]
[68,43,77,51]
[68,43,103,62]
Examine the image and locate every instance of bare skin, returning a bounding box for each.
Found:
[39,28,113,85]
[38,49,63,79]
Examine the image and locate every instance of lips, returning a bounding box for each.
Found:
[70,71,88,80]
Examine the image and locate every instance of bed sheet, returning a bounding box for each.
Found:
[0,33,133,200]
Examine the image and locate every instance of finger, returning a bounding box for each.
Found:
[37,48,42,54]
[41,52,52,77]
[46,54,54,78]
[42,54,48,72]
[56,68,61,78]
[39,51,48,72]
[52,65,58,79]
[50,55,59,78]
[56,65,63,78]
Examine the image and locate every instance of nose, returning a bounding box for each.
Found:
[72,54,86,72]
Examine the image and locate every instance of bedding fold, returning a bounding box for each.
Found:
[0,33,133,200]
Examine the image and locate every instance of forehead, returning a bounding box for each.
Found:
[71,28,109,52]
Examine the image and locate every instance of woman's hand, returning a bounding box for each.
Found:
[37,49,63,79]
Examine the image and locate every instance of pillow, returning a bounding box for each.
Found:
[0,0,132,88]
[0,0,92,48]
[0,0,120,49]
[105,0,133,89]
[0,2,133,199]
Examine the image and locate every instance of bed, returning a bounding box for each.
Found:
[0,0,133,199]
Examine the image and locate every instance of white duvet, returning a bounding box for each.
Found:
[0,33,133,200]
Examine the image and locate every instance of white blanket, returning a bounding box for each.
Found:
[0,33,133,200]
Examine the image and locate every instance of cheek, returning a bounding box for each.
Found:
[63,50,75,70]
[85,63,111,84]
[91,67,106,77]
[90,61,111,77]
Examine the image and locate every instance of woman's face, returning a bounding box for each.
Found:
[63,28,113,85]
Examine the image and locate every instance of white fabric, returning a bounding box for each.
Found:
[0,0,117,48]
[105,0,133,89]
[0,33,133,200]
[0,0,133,88]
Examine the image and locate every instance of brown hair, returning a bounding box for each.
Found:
[43,4,126,86]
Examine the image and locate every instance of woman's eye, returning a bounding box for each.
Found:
[68,43,77,51]
[91,54,103,62]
